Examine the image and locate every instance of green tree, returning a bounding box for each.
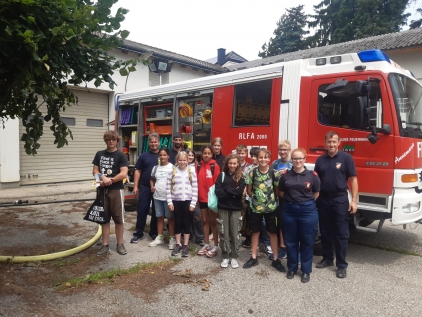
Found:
[308,0,411,47]
[410,8,422,28]
[259,5,309,58]
[0,0,146,155]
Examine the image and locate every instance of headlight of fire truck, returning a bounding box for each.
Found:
[402,202,420,214]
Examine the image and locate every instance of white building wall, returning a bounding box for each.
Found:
[0,47,212,188]
[388,49,422,84]
[169,63,210,82]
[0,118,20,187]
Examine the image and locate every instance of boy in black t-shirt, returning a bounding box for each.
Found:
[92,131,129,256]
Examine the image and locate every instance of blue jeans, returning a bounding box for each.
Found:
[282,201,318,274]
[134,184,157,238]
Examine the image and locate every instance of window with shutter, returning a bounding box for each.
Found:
[149,72,169,86]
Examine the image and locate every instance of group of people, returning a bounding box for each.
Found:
[92,130,358,283]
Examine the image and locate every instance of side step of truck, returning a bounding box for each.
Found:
[354,215,385,233]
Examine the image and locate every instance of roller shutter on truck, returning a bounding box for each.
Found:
[19,90,109,185]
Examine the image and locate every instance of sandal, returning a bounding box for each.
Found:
[197,244,210,255]
[206,247,218,258]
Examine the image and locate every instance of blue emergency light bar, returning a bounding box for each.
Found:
[358,50,390,63]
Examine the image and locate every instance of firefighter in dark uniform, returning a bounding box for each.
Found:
[314,131,358,279]
[279,148,320,283]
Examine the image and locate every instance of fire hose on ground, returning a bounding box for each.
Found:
[0,198,102,263]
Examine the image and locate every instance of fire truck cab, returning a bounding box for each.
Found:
[119,50,422,232]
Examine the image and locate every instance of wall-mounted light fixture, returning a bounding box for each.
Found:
[148,62,157,72]
[188,91,201,97]
[148,59,173,85]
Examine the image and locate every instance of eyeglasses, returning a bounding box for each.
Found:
[278,149,291,152]
[292,158,305,161]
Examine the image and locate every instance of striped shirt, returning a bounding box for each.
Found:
[166,166,198,208]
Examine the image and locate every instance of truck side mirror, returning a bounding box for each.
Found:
[367,132,379,144]
[357,96,368,128]
[382,124,391,135]
[325,79,349,92]
[356,80,371,95]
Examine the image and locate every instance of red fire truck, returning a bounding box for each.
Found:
[118,50,422,232]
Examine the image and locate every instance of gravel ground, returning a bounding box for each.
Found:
[1,182,422,316]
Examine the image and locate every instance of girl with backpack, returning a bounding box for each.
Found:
[166,152,198,257]
[149,148,175,249]
[186,148,205,246]
[196,145,221,257]
[215,153,246,268]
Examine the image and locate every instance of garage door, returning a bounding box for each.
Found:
[19,89,109,185]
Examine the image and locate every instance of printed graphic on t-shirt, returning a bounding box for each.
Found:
[245,168,280,214]
[206,169,213,178]
[99,156,115,176]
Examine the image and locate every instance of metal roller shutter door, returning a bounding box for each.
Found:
[19,90,109,185]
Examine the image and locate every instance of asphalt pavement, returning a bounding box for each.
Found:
[1,181,422,316]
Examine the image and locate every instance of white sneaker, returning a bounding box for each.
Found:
[230,258,239,269]
[168,237,176,250]
[266,245,273,254]
[149,235,164,247]
[221,258,230,268]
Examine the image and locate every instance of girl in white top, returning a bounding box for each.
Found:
[166,152,198,257]
[149,148,175,249]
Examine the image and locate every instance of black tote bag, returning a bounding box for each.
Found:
[84,188,110,224]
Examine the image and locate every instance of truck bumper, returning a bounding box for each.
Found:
[392,188,422,225]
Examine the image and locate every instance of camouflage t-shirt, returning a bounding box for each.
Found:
[245,167,280,214]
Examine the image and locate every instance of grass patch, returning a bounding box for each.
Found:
[352,242,421,257]
[56,258,182,290]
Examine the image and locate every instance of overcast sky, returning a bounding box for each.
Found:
[113,0,421,63]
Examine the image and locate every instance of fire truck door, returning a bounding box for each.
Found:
[305,76,395,201]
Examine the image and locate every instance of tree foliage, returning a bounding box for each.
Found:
[0,0,146,155]
[410,7,422,28]
[258,5,309,58]
[307,0,411,47]
[260,0,412,57]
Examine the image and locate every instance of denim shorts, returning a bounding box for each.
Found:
[154,199,173,218]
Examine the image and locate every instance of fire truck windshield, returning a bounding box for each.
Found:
[389,73,422,138]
